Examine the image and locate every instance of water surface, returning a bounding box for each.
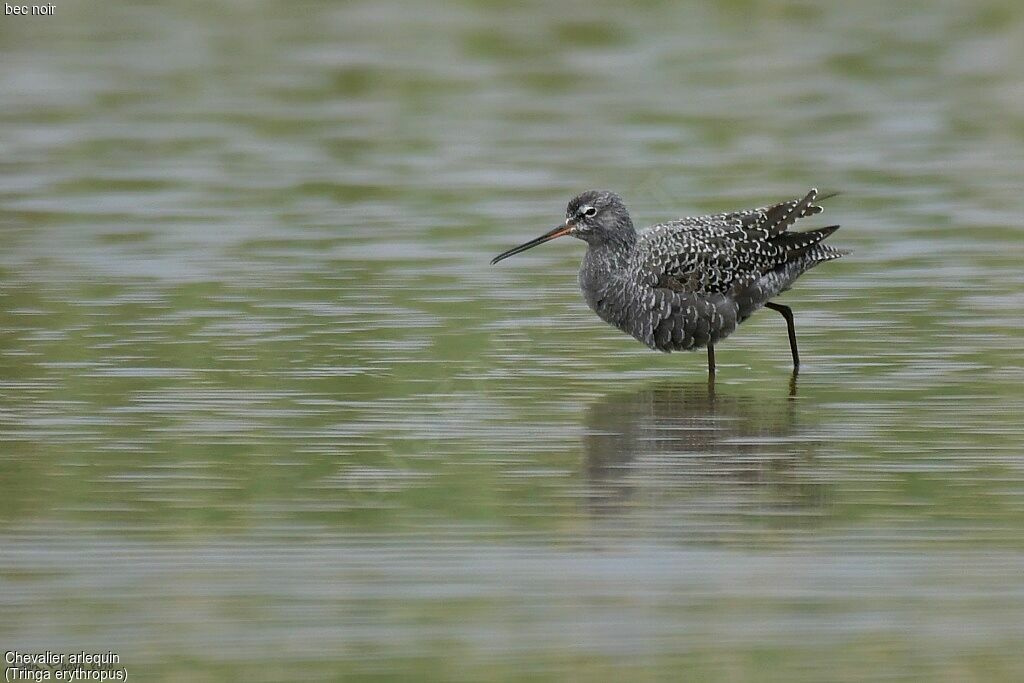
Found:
[2,0,1024,680]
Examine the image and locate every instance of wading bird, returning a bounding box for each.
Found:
[490,189,845,374]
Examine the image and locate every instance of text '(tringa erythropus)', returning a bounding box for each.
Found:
[491,189,847,375]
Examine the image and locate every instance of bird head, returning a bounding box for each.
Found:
[490,190,635,265]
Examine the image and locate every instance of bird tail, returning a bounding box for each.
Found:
[730,237,848,322]
[772,224,843,259]
[762,188,820,236]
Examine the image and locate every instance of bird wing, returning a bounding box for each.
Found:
[634,189,836,295]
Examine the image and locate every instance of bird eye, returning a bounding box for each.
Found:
[583,206,597,217]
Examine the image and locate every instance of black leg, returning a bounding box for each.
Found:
[765,302,799,368]
[706,344,716,392]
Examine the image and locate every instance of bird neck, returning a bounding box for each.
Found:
[583,234,634,276]
[594,228,636,257]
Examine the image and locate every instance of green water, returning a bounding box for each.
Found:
[2,0,1024,680]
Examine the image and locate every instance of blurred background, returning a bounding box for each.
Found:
[2,0,1024,680]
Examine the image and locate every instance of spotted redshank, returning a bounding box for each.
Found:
[490,189,846,374]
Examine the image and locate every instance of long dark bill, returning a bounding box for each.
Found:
[490,221,572,265]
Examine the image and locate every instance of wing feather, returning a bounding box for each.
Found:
[634,189,840,296]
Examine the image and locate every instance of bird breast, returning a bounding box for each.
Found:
[578,250,655,345]
[578,248,741,353]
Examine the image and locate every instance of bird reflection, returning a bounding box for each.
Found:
[583,379,826,520]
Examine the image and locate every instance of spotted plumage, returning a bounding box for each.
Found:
[491,189,847,372]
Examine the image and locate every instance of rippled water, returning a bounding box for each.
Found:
[3,0,1024,680]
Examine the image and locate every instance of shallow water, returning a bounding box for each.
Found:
[2,0,1024,680]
